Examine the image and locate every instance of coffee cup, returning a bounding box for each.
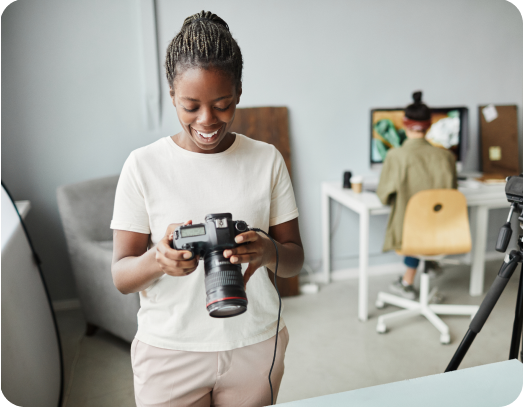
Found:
[351,175,363,193]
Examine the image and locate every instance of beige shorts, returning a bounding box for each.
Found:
[131,327,289,407]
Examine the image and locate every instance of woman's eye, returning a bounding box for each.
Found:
[215,104,231,112]
[182,106,198,113]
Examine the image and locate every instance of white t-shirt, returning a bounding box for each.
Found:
[110,134,299,351]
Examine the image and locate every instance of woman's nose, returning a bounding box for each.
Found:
[197,106,217,126]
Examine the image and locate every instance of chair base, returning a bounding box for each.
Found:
[376,273,478,344]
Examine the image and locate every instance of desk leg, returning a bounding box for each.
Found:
[470,206,489,296]
[359,209,369,321]
[321,189,331,284]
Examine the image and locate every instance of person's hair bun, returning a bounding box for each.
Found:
[412,91,422,105]
[183,10,229,31]
[405,90,430,121]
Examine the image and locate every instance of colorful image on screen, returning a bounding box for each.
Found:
[371,108,466,164]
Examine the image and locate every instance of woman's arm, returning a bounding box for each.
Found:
[111,222,199,294]
[223,218,304,286]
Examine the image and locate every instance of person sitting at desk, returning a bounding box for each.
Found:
[376,91,457,299]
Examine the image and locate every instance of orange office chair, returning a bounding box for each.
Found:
[376,189,479,344]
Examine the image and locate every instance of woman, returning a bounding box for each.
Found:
[111,11,304,407]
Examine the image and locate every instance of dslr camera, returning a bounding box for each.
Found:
[171,213,249,318]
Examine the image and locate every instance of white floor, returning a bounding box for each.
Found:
[56,260,521,406]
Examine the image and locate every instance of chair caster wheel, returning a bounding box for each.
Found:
[376,300,385,309]
[440,334,451,344]
[376,322,387,334]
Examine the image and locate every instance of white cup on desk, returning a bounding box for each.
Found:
[351,175,363,193]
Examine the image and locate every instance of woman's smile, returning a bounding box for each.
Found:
[191,125,224,145]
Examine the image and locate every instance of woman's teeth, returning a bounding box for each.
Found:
[196,130,219,138]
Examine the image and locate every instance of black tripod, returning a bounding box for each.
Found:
[446,202,523,372]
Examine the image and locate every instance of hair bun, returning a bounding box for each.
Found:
[412,91,423,104]
[183,10,229,31]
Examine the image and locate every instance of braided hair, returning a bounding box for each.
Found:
[165,11,243,94]
[405,91,431,121]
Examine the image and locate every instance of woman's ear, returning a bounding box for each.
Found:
[170,88,176,106]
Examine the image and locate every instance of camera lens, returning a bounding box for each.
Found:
[204,250,247,318]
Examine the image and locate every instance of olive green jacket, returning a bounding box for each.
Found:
[376,138,458,252]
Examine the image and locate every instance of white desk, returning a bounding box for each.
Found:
[278,360,523,407]
[321,181,508,321]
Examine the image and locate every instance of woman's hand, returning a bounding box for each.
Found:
[223,231,276,286]
[156,220,200,276]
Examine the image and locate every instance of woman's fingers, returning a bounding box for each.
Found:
[224,231,263,257]
[230,252,256,264]
[234,230,258,244]
[223,244,252,258]
[157,223,200,276]
[224,245,259,264]
[158,255,200,276]
[162,246,194,261]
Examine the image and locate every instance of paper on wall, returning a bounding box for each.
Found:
[482,104,498,123]
[489,146,502,161]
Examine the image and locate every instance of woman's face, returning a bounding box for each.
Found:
[171,67,241,154]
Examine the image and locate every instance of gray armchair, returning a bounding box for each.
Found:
[57,175,139,343]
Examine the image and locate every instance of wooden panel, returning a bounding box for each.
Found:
[230,107,299,297]
[479,105,519,177]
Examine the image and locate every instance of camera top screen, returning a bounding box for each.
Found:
[181,226,206,238]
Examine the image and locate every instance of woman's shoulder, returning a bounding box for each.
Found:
[132,137,172,155]
[235,133,273,149]
[129,137,171,159]
[234,133,278,158]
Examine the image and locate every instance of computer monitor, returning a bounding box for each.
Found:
[370,107,468,170]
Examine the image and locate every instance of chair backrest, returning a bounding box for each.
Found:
[401,189,471,256]
[57,175,119,242]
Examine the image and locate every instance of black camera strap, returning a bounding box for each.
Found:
[250,228,280,406]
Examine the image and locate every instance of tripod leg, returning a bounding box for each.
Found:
[509,264,523,359]
[446,251,521,372]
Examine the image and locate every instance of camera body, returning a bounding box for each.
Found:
[172,213,249,258]
[496,174,523,253]
[171,213,250,318]
[506,174,523,205]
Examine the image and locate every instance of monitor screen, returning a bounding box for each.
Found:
[370,107,468,165]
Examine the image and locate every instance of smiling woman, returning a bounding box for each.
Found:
[109,10,303,407]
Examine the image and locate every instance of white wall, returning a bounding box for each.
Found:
[2,0,522,300]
